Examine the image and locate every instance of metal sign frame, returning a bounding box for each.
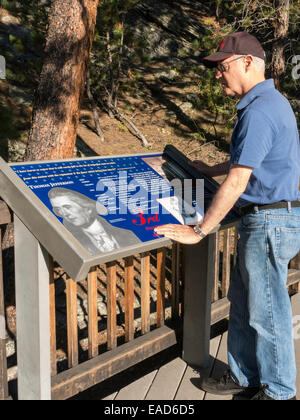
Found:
[0,153,173,282]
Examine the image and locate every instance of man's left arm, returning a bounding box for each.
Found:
[154,165,253,244]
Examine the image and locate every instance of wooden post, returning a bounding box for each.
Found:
[156,248,166,328]
[182,234,215,368]
[141,252,150,335]
[107,262,117,350]
[88,267,99,359]
[66,277,78,368]
[171,244,180,321]
[124,257,135,342]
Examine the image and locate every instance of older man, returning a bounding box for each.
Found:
[155,32,300,400]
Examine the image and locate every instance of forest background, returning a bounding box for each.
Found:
[0,0,299,166]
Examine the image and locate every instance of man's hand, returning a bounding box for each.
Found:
[154,224,202,245]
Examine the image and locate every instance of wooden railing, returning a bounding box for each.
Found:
[1,201,300,400]
[49,246,181,399]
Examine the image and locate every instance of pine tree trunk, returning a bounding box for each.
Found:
[272,0,289,91]
[25,0,99,161]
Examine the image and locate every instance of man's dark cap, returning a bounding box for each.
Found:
[202,32,266,67]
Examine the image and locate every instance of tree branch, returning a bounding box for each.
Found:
[86,69,105,142]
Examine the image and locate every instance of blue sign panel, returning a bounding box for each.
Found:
[11,154,203,256]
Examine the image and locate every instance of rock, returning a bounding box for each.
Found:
[179,102,194,113]
[0,11,20,26]
[6,337,15,358]
[9,85,33,106]
[126,0,205,60]
[97,301,108,317]
[8,139,26,162]
[7,365,18,382]
[151,290,157,301]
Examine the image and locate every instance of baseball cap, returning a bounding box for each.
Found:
[202,32,266,67]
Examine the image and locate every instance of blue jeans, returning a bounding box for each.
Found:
[228,206,300,400]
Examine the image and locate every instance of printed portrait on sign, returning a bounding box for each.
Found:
[48,188,141,255]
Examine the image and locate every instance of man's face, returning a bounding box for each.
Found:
[216,55,245,96]
[50,196,93,227]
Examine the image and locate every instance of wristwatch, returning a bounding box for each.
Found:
[193,224,207,239]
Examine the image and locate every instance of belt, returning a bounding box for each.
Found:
[237,200,300,217]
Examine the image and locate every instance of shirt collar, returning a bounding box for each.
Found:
[237,79,275,110]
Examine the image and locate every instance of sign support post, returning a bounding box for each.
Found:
[182,234,215,368]
[14,216,51,400]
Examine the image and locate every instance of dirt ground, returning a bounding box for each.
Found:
[76,76,230,167]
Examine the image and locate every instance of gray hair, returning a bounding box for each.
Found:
[49,188,96,209]
[252,56,266,73]
[48,187,108,216]
[234,54,265,73]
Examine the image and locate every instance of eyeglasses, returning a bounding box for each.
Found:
[217,56,246,73]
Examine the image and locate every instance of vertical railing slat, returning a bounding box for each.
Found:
[107,262,117,350]
[66,277,78,368]
[156,248,166,328]
[125,256,135,342]
[141,252,150,335]
[171,244,180,321]
[88,266,98,359]
[233,226,239,267]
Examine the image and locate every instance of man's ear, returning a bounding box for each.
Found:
[245,55,253,72]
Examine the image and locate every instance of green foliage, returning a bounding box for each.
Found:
[0,101,21,159]
[1,0,48,89]
[0,0,49,148]
[187,0,300,137]
[90,0,147,103]
[0,0,15,12]
[1,0,299,150]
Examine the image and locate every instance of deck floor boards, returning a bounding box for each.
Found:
[98,294,300,401]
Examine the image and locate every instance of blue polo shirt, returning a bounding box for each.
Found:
[230,79,300,205]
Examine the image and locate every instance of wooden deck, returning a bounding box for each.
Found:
[73,292,300,400]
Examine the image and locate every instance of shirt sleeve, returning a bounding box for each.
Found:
[231,109,276,169]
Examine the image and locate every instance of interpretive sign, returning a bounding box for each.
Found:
[0,151,204,281]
